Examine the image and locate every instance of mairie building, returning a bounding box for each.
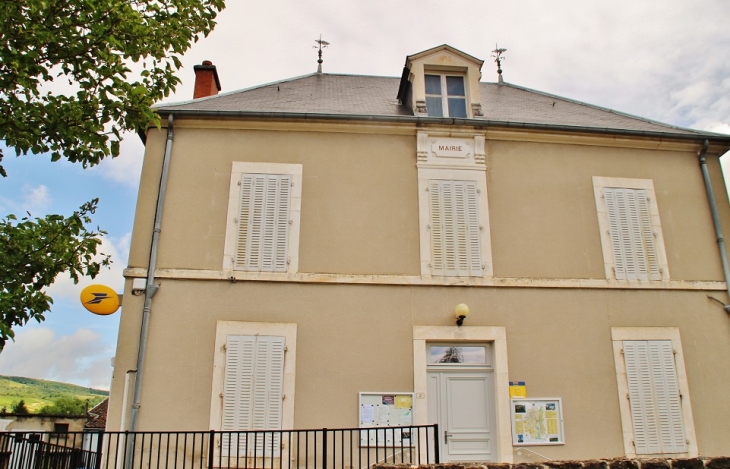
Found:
[108,45,730,463]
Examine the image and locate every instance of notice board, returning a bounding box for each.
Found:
[358,392,414,447]
[510,398,565,445]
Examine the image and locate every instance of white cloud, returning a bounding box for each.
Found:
[47,232,130,300]
[0,184,52,216]
[0,327,113,390]
[707,123,730,136]
[22,184,51,214]
[90,131,145,188]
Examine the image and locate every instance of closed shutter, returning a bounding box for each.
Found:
[221,335,286,456]
[428,180,482,276]
[623,340,686,455]
[604,188,660,280]
[235,174,291,272]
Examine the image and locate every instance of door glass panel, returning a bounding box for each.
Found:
[430,345,486,364]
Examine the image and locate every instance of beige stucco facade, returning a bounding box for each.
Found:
[109,91,730,461]
[108,46,730,462]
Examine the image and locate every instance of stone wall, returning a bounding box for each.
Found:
[375,458,730,469]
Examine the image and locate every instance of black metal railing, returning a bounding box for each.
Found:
[0,425,439,469]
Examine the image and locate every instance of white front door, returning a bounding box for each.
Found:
[428,370,496,462]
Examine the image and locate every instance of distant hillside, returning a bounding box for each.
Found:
[0,375,108,413]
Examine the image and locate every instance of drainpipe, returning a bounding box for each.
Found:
[698,139,730,314]
[128,114,175,433]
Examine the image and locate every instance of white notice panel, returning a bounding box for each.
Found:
[359,392,414,447]
[510,398,565,445]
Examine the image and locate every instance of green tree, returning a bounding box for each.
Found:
[39,396,86,416]
[0,0,226,176]
[11,400,29,414]
[0,0,225,346]
[0,200,110,351]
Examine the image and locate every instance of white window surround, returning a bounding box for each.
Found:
[412,326,512,463]
[610,327,697,458]
[223,162,303,273]
[592,177,670,282]
[209,321,297,434]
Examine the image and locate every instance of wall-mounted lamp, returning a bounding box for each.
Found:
[455,303,470,327]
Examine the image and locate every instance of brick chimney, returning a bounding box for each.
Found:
[193,60,221,99]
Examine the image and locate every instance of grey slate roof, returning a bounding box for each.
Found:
[160,74,409,116]
[156,73,720,138]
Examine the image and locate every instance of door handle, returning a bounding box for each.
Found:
[444,430,448,443]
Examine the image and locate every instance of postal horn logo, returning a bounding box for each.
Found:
[80,284,120,315]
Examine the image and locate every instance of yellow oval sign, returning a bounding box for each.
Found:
[80,284,120,315]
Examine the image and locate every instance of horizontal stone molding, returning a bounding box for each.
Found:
[123,267,726,291]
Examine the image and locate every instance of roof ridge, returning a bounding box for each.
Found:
[485,81,710,136]
[156,73,402,110]
[155,72,319,109]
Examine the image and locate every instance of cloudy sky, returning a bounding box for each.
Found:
[1,0,729,390]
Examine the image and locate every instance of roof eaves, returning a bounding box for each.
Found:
[154,109,730,144]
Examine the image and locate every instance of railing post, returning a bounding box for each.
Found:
[321,428,327,469]
[95,432,104,469]
[208,430,215,469]
[433,424,440,464]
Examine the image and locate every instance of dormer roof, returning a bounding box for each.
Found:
[404,44,485,67]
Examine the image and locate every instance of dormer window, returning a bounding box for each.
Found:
[425,74,467,118]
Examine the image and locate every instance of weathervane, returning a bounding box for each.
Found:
[314,35,330,74]
[491,44,507,84]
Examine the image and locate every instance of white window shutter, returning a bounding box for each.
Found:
[465,181,482,275]
[221,335,286,457]
[235,175,254,272]
[648,341,687,453]
[252,336,285,455]
[221,335,256,455]
[604,188,658,281]
[429,181,445,273]
[428,180,482,277]
[624,340,686,455]
[636,191,661,280]
[235,174,291,272]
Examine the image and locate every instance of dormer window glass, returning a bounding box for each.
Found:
[425,75,467,118]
